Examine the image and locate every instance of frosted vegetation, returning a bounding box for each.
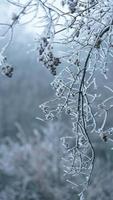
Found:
[0,122,113,200]
[0,0,113,199]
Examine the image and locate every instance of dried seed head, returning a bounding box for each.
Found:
[67,0,78,13]
[1,65,14,78]
[38,38,61,76]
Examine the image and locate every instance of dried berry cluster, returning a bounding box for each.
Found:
[38,37,61,76]
[1,57,14,78]
[89,0,96,5]
[67,0,78,13]
[1,65,14,78]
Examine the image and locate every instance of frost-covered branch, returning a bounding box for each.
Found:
[1,0,113,199]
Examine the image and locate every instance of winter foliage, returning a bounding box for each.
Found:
[0,0,113,199]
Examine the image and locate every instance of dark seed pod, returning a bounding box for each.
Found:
[2,65,14,78]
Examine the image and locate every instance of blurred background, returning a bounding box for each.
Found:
[0,1,113,200]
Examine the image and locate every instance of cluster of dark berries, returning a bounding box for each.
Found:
[38,37,61,76]
[1,65,14,78]
[1,57,14,78]
[67,0,78,13]
[89,0,96,5]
